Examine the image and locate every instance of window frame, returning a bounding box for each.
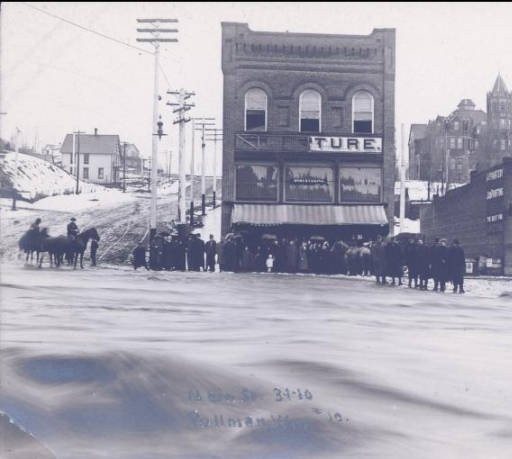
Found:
[299,89,322,133]
[339,165,382,204]
[98,167,104,180]
[235,162,279,203]
[244,88,268,132]
[352,91,374,135]
[283,163,336,204]
[83,167,89,180]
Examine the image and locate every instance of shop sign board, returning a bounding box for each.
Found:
[309,136,382,153]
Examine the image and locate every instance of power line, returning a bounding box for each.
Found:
[159,63,171,89]
[21,2,153,56]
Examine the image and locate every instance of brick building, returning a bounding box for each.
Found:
[421,157,512,275]
[409,75,512,186]
[221,23,396,241]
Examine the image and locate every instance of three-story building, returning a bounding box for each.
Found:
[221,23,395,241]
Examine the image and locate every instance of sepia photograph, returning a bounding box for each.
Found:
[1,2,512,458]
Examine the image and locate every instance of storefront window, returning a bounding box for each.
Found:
[236,164,278,201]
[340,167,381,203]
[285,166,334,202]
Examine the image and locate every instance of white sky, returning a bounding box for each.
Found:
[2,2,512,174]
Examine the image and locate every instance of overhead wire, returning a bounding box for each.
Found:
[20,2,153,55]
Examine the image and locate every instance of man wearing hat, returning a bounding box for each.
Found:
[448,239,466,294]
[432,238,449,292]
[67,217,79,239]
[205,234,217,272]
[30,218,42,232]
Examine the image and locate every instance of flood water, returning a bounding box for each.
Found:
[2,263,512,458]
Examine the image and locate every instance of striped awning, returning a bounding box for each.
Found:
[232,204,388,226]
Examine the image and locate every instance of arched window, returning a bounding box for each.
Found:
[245,88,267,131]
[352,91,374,134]
[299,90,321,133]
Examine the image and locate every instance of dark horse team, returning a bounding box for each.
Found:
[18,217,100,269]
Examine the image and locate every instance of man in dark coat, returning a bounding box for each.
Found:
[448,239,466,293]
[175,239,186,271]
[205,234,217,272]
[133,243,148,270]
[90,238,99,267]
[191,234,205,271]
[30,218,42,232]
[162,237,173,270]
[415,239,430,290]
[67,217,79,238]
[371,235,387,284]
[431,238,449,292]
[385,237,403,286]
[285,240,299,273]
[223,237,236,272]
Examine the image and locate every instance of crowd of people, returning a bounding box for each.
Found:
[135,232,467,293]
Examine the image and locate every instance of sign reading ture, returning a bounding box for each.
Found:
[309,136,382,153]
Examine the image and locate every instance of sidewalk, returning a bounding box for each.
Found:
[197,205,222,241]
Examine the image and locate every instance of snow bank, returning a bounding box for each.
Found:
[0,189,134,218]
[0,152,100,201]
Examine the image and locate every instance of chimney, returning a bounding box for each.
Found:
[94,128,98,136]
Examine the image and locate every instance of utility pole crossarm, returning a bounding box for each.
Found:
[137,28,178,33]
[137,18,178,23]
[137,38,178,43]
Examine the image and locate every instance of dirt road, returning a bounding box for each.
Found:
[1,192,179,265]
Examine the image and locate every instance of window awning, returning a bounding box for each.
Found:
[232,204,388,226]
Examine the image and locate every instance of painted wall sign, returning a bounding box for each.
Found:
[309,136,382,153]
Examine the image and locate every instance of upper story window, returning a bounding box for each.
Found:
[299,90,321,133]
[453,121,460,130]
[83,153,90,165]
[352,91,373,134]
[245,88,267,132]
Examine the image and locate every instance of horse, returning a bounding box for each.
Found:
[18,228,49,264]
[44,228,100,269]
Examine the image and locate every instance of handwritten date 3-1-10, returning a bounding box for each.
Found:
[273,388,313,401]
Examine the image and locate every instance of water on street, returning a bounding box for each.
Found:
[2,263,512,458]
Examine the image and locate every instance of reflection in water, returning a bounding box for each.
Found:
[1,264,512,458]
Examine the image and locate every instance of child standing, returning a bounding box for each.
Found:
[266,254,274,273]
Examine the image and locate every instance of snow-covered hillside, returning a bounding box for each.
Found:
[0,152,100,201]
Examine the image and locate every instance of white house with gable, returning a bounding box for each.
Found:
[60,129,121,185]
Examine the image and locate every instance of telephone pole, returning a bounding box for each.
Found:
[167,88,194,224]
[74,130,85,195]
[193,117,215,215]
[204,128,223,208]
[399,123,406,235]
[121,142,128,193]
[11,127,21,211]
[136,18,178,243]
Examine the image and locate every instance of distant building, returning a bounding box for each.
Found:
[41,144,62,165]
[394,179,452,220]
[221,22,395,240]
[408,75,512,186]
[120,143,143,175]
[60,129,121,184]
[485,74,512,169]
[409,98,487,185]
[421,158,512,275]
